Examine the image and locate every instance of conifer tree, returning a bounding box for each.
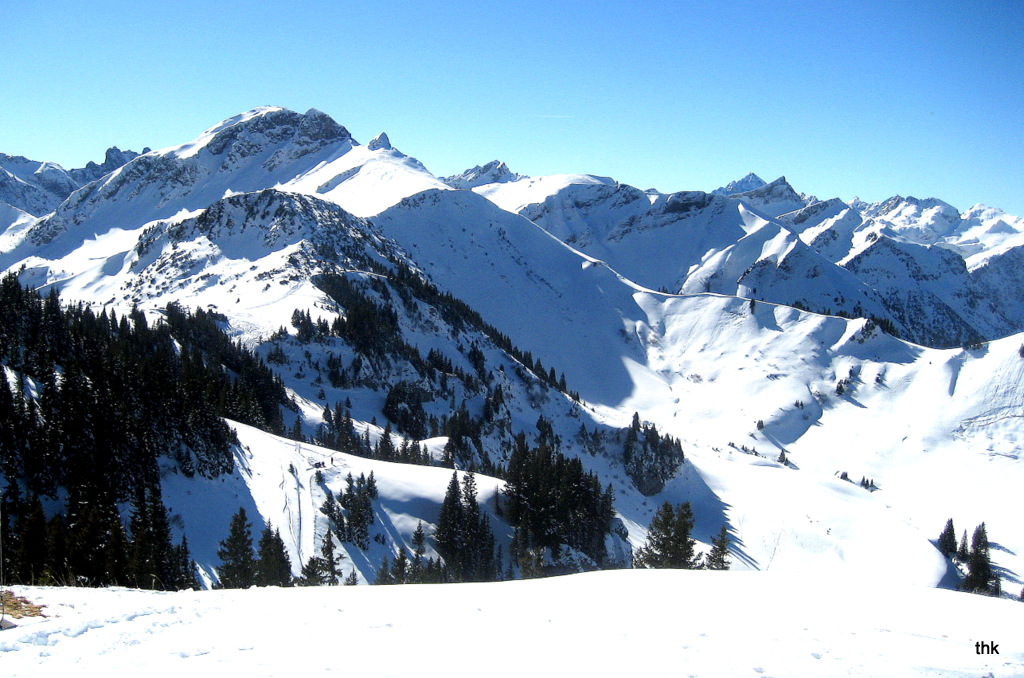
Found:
[14,496,48,584]
[435,472,465,572]
[374,555,393,585]
[391,547,410,584]
[128,486,176,590]
[320,531,340,585]
[705,524,731,570]
[937,518,957,558]
[300,556,324,586]
[175,535,198,590]
[411,521,426,561]
[64,490,128,586]
[217,507,256,588]
[411,521,427,581]
[634,501,698,569]
[964,522,993,593]
[957,529,970,562]
[256,523,292,587]
[45,514,70,584]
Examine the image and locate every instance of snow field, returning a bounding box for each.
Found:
[3,570,1021,677]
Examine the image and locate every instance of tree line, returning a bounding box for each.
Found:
[0,273,289,588]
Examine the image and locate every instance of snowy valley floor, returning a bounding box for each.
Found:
[1,570,1021,677]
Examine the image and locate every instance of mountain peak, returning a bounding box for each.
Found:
[175,107,352,161]
[723,175,811,218]
[295,108,351,145]
[713,172,767,196]
[443,160,525,190]
[368,132,392,151]
[67,146,148,186]
[859,195,962,243]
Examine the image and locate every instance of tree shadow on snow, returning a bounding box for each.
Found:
[989,541,1021,586]
[935,556,963,590]
[641,461,760,570]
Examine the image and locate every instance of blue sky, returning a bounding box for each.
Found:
[4,0,1023,214]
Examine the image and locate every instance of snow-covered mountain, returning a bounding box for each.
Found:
[727,175,814,218]
[0,147,145,218]
[1,106,1022,604]
[66,146,148,186]
[1,107,448,265]
[442,160,525,189]
[464,166,1024,349]
[713,171,767,196]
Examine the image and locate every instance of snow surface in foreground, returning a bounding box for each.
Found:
[3,571,1021,677]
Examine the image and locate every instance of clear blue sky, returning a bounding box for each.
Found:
[4,0,1023,214]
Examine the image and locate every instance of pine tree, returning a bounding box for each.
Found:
[957,530,970,561]
[374,555,393,585]
[300,556,324,586]
[391,547,409,584]
[705,524,731,570]
[410,521,427,581]
[937,518,957,558]
[217,507,256,588]
[128,486,176,590]
[964,522,993,593]
[634,501,698,569]
[320,531,340,585]
[14,496,48,584]
[434,472,465,574]
[45,514,71,584]
[175,535,198,590]
[411,521,426,561]
[255,523,292,587]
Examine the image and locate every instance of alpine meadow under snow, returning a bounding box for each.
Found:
[0,107,1021,676]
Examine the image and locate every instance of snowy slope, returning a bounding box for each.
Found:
[373,188,651,403]
[0,204,37,252]
[0,154,78,216]
[0,167,65,218]
[847,195,1024,265]
[841,236,996,346]
[793,200,865,263]
[956,203,1024,260]
[160,421,509,587]
[0,148,144,218]
[505,181,761,294]
[0,108,450,276]
[489,178,890,329]
[487,167,1024,348]
[857,195,963,244]
[612,291,1024,588]
[472,172,616,214]
[4,108,359,261]
[5,571,1022,677]
[280,132,449,217]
